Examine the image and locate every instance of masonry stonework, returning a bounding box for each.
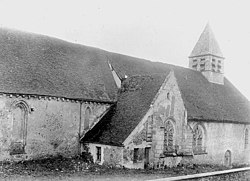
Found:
[149,72,187,168]
[85,71,250,169]
[189,121,250,166]
[119,72,189,169]
[0,94,111,162]
[87,143,123,166]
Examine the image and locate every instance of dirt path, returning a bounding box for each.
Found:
[1,172,165,181]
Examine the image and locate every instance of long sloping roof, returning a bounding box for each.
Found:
[0,28,117,101]
[174,68,250,123]
[189,23,224,58]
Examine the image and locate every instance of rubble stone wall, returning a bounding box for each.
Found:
[0,94,110,162]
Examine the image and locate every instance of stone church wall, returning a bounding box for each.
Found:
[84,72,249,169]
[0,93,111,162]
[122,120,151,169]
[189,121,250,166]
[120,72,189,169]
[148,72,187,168]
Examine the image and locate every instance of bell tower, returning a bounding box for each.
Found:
[189,23,225,84]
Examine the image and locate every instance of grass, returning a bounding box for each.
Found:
[0,156,248,181]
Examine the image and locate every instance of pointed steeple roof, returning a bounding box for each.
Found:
[189,23,224,58]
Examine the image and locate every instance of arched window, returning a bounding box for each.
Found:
[10,101,28,155]
[84,107,91,130]
[193,124,206,154]
[164,120,175,152]
[245,129,249,149]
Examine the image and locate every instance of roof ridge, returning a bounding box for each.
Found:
[127,73,167,78]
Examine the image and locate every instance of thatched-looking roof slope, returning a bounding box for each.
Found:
[107,52,174,78]
[0,28,118,101]
[174,69,250,123]
[82,74,167,146]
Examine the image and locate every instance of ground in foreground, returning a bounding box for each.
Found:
[0,156,248,181]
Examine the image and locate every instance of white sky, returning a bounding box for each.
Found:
[0,0,249,100]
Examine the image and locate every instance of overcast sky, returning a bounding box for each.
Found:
[0,0,249,100]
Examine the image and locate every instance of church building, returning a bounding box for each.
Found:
[0,24,249,168]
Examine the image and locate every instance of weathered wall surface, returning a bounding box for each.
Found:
[0,95,80,161]
[80,103,110,137]
[189,121,250,166]
[150,72,187,162]
[189,55,224,85]
[119,71,250,169]
[121,72,188,169]
[123,121,151,169]
[87,143,123,166]
[0,94,111,162]
[84,71,249,169]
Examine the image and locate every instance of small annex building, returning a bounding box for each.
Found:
[0,24,249,168]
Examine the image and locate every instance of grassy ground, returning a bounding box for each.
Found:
[0,156,246,181]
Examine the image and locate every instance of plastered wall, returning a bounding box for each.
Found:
[0,94,111,162]
[189,121,250,166]
[121,72,188,169]
[88,143,123,166]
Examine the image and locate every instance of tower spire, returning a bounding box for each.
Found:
[189,23,225,85]
[189,23,223,58]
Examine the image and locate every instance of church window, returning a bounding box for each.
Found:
[245,129,249,149]
[96,146,101,162]
[193,59,197,63]
[84,107,91,130]
[193,124,206,154]
[164,120,175,152]
[10,101,28,155]
[212,58,215,62]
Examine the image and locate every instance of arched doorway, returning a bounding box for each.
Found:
[224,150,232,167]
